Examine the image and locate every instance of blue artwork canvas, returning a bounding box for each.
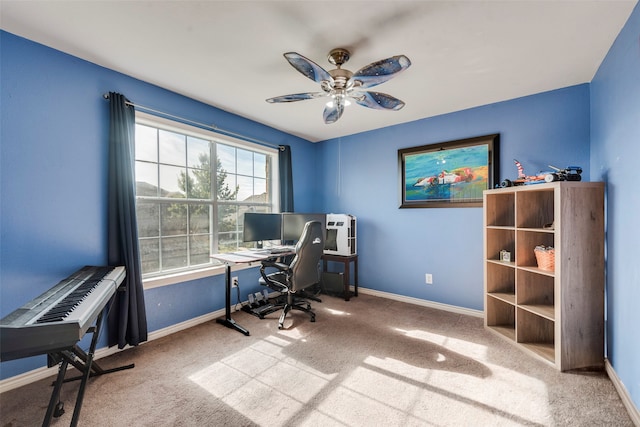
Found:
[399,134,498,208]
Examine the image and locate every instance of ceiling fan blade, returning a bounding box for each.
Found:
[353,91,406,110]
[350,55,411,88]
[323,101,345,124]
[284,52,333,84]
[266,92,325,103]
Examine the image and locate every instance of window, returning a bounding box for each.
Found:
[134,113,279,278]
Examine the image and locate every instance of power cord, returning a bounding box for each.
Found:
[234,283,242,311]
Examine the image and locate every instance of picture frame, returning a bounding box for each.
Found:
[398,134,499,208]
[500,250,511,262]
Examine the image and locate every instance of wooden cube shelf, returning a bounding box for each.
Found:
[484,182,604,371]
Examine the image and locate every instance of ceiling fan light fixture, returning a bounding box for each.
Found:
[326,97,351,108]
[268,48,411,124]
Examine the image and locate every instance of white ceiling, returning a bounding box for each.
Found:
[1,1,636,142]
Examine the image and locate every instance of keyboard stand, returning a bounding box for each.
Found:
[42,309,135,427]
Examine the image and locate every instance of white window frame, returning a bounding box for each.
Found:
[134,112,280,288]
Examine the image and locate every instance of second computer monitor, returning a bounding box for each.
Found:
[281,213,326,243]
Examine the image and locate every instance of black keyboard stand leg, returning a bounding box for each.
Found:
[43,311,135,427]
[69,317,101,427]
[42,359,69,427]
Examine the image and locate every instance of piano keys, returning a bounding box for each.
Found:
[0,265,126,362]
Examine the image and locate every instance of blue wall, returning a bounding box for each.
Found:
[591,2,640,411]
[0,31,316,379]
[318,85,591,310]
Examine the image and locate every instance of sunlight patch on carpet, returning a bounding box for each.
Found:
[346,354,553,426]
[188,335,338,426]
[325,308,351,316]
[395,327,489,360]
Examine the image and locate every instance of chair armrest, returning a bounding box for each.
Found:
[259,260,290,292]
[260,260,289,271]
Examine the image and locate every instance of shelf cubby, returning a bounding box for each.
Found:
[516,189,554,228]
[486,296,515,341]
[486,228,515,262]
[485,192,515,227]
[486,262,515,301]
[516,229,554,270]
[517,308,555,363]
[517,270,555,320]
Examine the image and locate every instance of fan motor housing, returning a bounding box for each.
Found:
[329,69,353,85]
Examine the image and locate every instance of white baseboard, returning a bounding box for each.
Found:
[0,364,59,395]
[357,286,484,318]
[605,359,640,426]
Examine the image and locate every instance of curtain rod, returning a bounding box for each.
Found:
[103,93,284,151]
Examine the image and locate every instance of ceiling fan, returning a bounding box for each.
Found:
[266,48,411,124]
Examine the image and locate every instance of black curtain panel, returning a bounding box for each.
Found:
[279,145,294,213]
[107,92,148,348]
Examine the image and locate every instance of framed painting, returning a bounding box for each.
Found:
[399,134,499,208]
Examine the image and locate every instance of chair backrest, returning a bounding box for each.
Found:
[288,220,324,292]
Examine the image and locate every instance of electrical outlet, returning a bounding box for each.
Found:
[425,273,433,285]
[232,276,239,288]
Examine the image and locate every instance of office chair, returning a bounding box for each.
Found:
[258,220,324,329]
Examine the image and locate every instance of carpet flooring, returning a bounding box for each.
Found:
[0,293,633,426]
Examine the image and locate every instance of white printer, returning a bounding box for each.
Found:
[323,214,356,256]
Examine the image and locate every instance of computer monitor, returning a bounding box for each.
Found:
[281,213,326,243]
[242,212,282,243]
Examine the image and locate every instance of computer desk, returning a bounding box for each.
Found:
[211,248,295,336]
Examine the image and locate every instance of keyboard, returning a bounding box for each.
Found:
[250,246,294,255]
[0,265,125,361]
[269,247,294,254]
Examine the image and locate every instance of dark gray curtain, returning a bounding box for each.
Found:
[279,145,294,212]
[107,92,148,348]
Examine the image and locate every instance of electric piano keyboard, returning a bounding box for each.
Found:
[0,265,125,362]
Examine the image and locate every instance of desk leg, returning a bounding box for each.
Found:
[216,263,250,336]
[343,260,351,301]
[354,257,358,297]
